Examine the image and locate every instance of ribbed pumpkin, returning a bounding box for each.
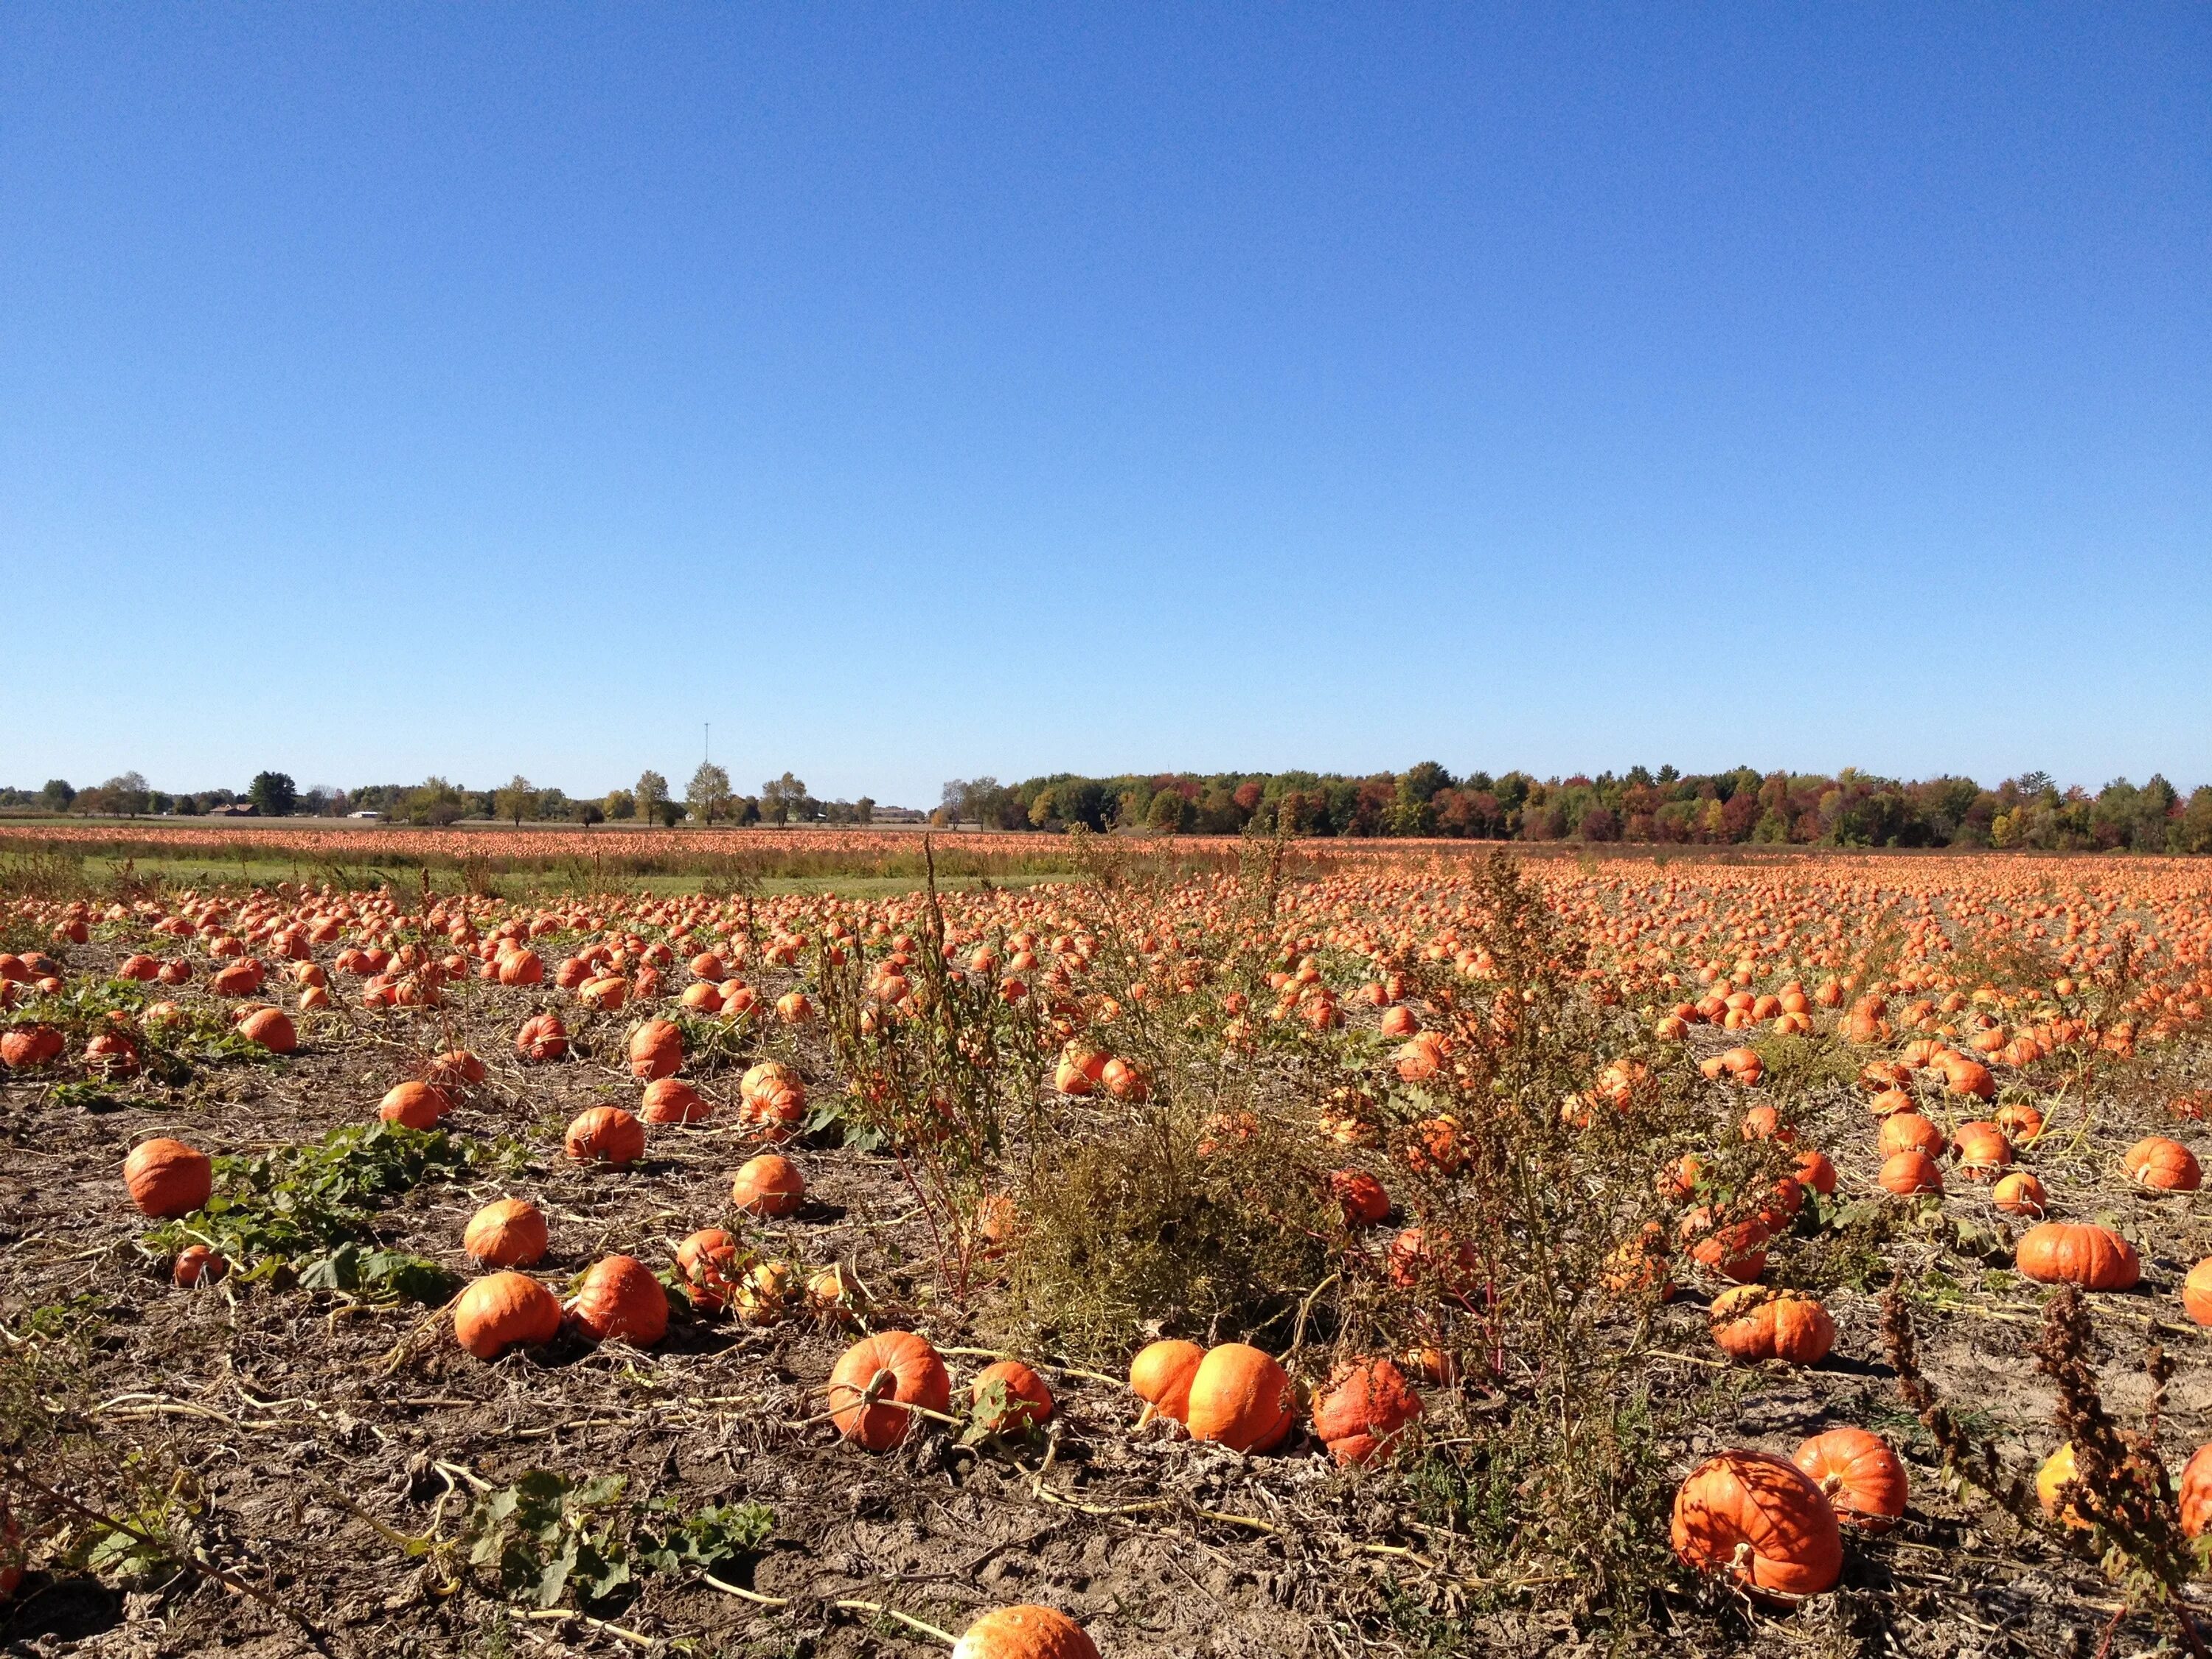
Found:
[829,1331,951,1450]
[1950,1121,2011,1177]
[2180,1442,2212,1538]
[1792,1427,1907,1532]
[2183,1258,2212,1326]
[572,1255,669,1346]
[236,1006,298,1052]
[627,1018,684,1080]
[731,1153,806,1217]
[1991,1170,2048,1217]
[1327,1169,1391,1226]
[515,1012,569,1060]
[1185,1343,1295,1453]
[1708,1285,1836,1366]
[675,1228,746,1312]
[464,1199,548,1268]
[1130,1338,1203,1426]
[173,1244,228,1287]
[1310,1357,1422,1467]
[640,1078,712,1124]
[1878,1113,1944,1159]
[1671,1450,1842,1599]
[970,1360,1055,1433]
[2124,1136,2202,1192]
[950,1604,1099,1659]
[565,1106,645,1166]
[378,1080,451,1129]
[1879,1150,1944,1196]
[1793,1149,1838,1196]
[2016,1222,2140,1290]
[123,1138,212,1217]
[454,1272,563,1359]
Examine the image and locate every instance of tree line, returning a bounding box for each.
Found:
[938,765,2212,852]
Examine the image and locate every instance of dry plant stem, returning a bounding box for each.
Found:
[516,1607,658,1648]
[8,1461,330,1646]
[696,1571,959,1645]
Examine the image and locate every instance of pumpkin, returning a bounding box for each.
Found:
[970,1360,1054,1433]
[1130,1338,1203,1425]
[1879,1150,1944,1196]
[1792,1427,1907,1532]
[1708,1285,1836,1366]
[464,1199,548,1267]
[731,1153,806,1217]
[573,1255,669,1346]
[566,1105,646,1166]
[0,1026,63,1068]
[1671,1450,1843,1599]
[430,1048,487,1087]
[1328,1169,1391,1227]
[2183,1258,2212,1326]
[2180,1442,2212,1538]
[124,1138,212,1217]
[1877,1113,1944,1159]
[515,1012,569,1060]
[1950,1121,2011,1177]
[1185,1343,1295,1453]
[378,1080,451,1129]
[676,1228,747,1312]
[1680,1208,1771,1283]
[453,1272,563,1359]
[1793,1150,1838,1196]
[2036,1442,2093,1528]
[829,1331,952,1450]
[950,1604,1099,1659]
[640,1078,712,1124]
[2015,1222,2140,1290]
[173,1244,228,1287]
[1991,1171,2048,1217]
[1994,1101,2045,1142]
[236,1007,298,1052]
[1310,1357,1422,1467]
[2124,1136,2202,1192]
[627,1018,684,1080]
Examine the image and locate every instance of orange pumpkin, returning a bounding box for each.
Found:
[565,1105,646,1166]
[235,1006,297,1052]
[1310,1357,1422,1467]
[675,1228,747,1312]
[2183,1258,2212,1326]
[2180,1442,2212,1538]
[573,1255,669,1346]
[1792,1427,1907,1532]
[1793,1149,1838,1196]
[1877,1113,1944,1158]
[124,1137,212,1217]
[1708,1285,1836,1366]
[1950,1121,2011,1177]
[173,1243,228,1287]
[2036,1442,2093,1528]
[2124,1135,2202,1192]
[515,1011,569,1060]
[829,1331,951,1450]
[1879,1150,1944,1196]
[2015,1222,2139,1290]
[950,1604,1099,1659]
[1130,1338,1203,1425]
[970,1360,1054,1433]
[731,1152,806,1217]
[1185,1343,1295,1453]
[378,1079,451,1129]
[627,1018,684,1080]
[453,1271,563,1359]
[464,1198,548,1267]
[1672,1450,1842,1598]
[640,1077,712,1124]
[1327,1168,1391,1227]
[1991,1171,2048,1217]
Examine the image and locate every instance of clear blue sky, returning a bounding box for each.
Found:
[4,5,2206,807]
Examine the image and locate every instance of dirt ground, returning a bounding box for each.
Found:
[5,926,2212,1659]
